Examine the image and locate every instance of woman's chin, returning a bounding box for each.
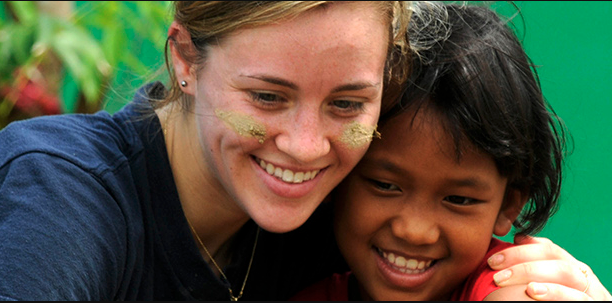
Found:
[249,204,316,234]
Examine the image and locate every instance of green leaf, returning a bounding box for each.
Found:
[51,27,109,104]
[60,71,79,113]
[101,23,124,67]
[7,1,38,24]
[1,23,36,70]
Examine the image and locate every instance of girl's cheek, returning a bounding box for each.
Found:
[338,121,381,149]
[215,109,267,144]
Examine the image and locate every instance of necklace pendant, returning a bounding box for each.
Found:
[228,289,240,301]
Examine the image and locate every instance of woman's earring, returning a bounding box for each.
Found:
[180,80,187,87]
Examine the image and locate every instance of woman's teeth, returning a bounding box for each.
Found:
[259,159,319,184]
[378,248,433,274]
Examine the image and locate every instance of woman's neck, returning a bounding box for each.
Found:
[159,106,250,258]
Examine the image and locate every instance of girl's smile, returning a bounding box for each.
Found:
[373,246,437,289]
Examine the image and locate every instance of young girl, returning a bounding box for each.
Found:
[293,2,577,301]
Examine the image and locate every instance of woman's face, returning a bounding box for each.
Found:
[189,3,389,233]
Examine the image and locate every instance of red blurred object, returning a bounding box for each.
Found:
[1,78,61,116]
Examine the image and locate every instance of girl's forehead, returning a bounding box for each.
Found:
[373,107,485,165]
[363,110,504,187]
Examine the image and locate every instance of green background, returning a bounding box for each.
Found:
[491,1,612,288]
[104,0,612,288]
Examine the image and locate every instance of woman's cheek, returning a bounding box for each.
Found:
[214,109,380,161]
[215,109,267,144]
[338,120,381,149]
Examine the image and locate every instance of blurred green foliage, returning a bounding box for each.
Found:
[0,1,171,128]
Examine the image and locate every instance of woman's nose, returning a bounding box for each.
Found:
[274,109,331,163]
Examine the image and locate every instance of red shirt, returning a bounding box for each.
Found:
[291,238,514,301]
[450,238,515,300]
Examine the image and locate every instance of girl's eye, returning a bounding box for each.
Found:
[369,179,400,192]
[330,100,364,114]
[249,91,286,105]
[444,195,478,205]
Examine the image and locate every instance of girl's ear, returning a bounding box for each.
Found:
[493,188,528,237]
[168,21,196,96]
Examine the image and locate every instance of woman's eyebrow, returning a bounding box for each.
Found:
[242,74,298,90]
[242,74,379,93]
[331,82,380,93]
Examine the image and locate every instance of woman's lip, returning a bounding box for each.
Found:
[252,156,325,199]
[253,156,324,174]
[373,247,437,289]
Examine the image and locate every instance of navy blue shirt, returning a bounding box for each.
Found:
[0,82,346,300]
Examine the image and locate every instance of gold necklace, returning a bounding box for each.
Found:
[164,107,261,300]
[187,219,260,301]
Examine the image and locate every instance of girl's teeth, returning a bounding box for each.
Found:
[274,167,283,178]
[380,249,433,273]
[259,159,320,184]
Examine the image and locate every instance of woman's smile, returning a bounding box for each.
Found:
[256,156,322,184]
[252,156,327,199]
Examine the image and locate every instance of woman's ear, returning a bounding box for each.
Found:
[168,21,196,96]
[494,188,528,237]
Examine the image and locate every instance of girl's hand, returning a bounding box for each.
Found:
[487,235,611,301]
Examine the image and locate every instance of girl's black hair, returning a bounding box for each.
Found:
[381,3,570,235]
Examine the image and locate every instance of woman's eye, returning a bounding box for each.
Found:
[249,91,285,105]
[444,195,478,205]
[331,100,364,113]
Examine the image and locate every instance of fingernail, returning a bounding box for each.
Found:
[488,253,504,267]
[529,282,548,296]
[493,269,512,285]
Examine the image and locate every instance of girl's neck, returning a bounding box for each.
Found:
[159,107,250,257]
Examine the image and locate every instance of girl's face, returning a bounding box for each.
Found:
[187,3,388,233]
[334,107,521,300]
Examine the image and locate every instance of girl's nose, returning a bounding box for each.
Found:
[390,205,440,246]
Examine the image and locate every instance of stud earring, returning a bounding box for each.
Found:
[180,80,187,87]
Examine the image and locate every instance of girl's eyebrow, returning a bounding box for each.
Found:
[445,177,492,191]
[362,158,407,176]
[242,74,380,93]
[363,158,493,191]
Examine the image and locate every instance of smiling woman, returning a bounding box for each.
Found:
[0,1,609,301]
[0,1,411,300]
[162,1,391,235]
